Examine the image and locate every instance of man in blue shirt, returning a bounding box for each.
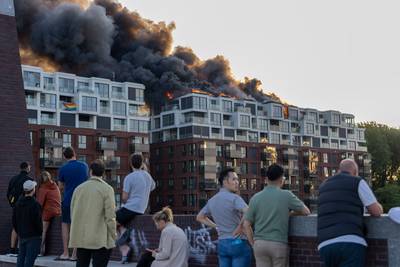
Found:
[56,147,88,261]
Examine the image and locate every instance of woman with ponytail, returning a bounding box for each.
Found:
[137,207,189,267]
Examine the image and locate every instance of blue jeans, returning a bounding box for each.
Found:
[319,242,366,267]
[17,238,41,267]
[218,239,252,267]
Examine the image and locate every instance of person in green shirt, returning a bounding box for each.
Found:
[243,164,310,267]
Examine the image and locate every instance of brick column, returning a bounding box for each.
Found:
[0,0,35,253]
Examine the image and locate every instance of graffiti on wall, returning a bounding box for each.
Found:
[128,224,217,264]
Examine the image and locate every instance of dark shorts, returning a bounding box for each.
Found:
[61,205,71,224]
[116,207,141,227]
[319,242,366,267]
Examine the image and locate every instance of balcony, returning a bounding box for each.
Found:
[97,140,118,151]
[79,121,94,129]
[40,102,56,109]
[59,87,74,94]
[357,146,368,152]
[211,133,222,139]
[340,145,348,150]
[26,98,37,107]
[330,132,339,138]
[200,165,217,174]
[181,117,208,124]
[130,143,150,153]
[321,143,330,149]
[348,134,356,139]
[112,93,125,99]
[270,125,280,132]
[77,88,95,94]
[281,139,291,145]
[226,149,246,159]
[41,118,57,125]
[199,179,218,191]
[161,104,179,112]
[223,120,234,127]
[235,106,251,114]
[102,156,121,170]
[261,151,274,161]
[40,158,65,168]
[41,137,63,148]
[43,84,55,91]
[236,135,247,142]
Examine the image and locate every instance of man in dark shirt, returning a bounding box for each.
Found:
[12,180,42,267]
[7,162,34,256]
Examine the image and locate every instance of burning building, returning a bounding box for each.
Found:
[149,91,371,213]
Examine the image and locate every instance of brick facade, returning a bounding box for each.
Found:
[0,13,34,253]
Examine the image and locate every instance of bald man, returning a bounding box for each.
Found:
[317,159,383,267]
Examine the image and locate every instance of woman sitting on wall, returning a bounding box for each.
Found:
[137,207,189,267]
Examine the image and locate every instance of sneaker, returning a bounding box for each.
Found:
[6,248,18,257]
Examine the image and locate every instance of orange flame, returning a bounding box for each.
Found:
[165,91,173,100]
[19,46,59,73]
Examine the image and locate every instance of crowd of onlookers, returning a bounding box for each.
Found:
[6,146,384,267]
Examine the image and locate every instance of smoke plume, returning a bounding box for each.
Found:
[15,0,280,106]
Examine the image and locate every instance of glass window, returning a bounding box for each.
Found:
[77,81,89,91]
[210,113,221,125]
[113,101,126,116]
[270,133,280,144]
[332,113,340,124]
[63,134,72,147]
[40,93,56,109]
[136,89,144,102]
[114,118,126,131]
[273,105,282,118]
[289,108,298,120]
[100,100,109,114]
[240,115,250,128]
[40,112,56,125]
[258,119,268,130]
[29,131,33,145]
[130,119,149,133]
[222,100,233,112]
[306,123,314,135]
[193,96,207,110]
[78,135,87,149]
[43,77,54,90]
[95,83,109,98]
[128,104,139,116]
[59,78,74,93]
[82,96,97,112]
[23,71,40,88]
[112,86,124,99]
[162,114,175,127]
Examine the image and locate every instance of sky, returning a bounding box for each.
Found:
[120,0,400,127]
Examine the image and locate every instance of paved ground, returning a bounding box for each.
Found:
[0,255,137,267]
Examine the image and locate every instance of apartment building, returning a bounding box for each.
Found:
[149,89,371,213]
[22,65,150,207]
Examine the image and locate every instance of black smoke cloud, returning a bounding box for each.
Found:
[15,0,278,106]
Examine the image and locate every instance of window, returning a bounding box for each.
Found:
[270,133,280,144]
[193,96,207,110]
[63,134,72,147]
[29,131,33,145]
[59,78,74,93]
[241,163,248,174]
[77,81,89,91]
[112,86,124,99]
[358,130,365,140]
[349,141,356,150]
[113,118,126,131]
[250,179,257,190]
[240,115,250,128]
[258,119,268,130]
[128,104,139,116]
[281,121,289,132]
[95,83,109,98]
[40,93,56,109]
[323,153,328,163]
[100,100,109,114]
[210,113,221,125]
[128,88,144,102]
[154,118,161,129]
[78,155,87,163]
[43,77,54,90]
[78,135,87,149]
[306,123,314,135]
[273,105,282,118]
[40,112,56,125]
[113,101,126,116]
[181,97,193,109]
[222,100,233,112]
[23,71,40,87]
[289,108,298,120]
[136,89,144,102]
[130,119,149,133]
[82,96,97,112]
[168,179,174,189]
[332,113,340,124]
[240,179,248,190]
[162,114,175,127]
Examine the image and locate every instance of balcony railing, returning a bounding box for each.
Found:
[41,118,57,125]
[40,102,56,109]
[41,137,63,148]
[236,135,247,142]
[211,133,222,139]
[114,124,127,131]
[97,140,118,151]
[79,121,94,129]
[223,120,234,127]
[357,146,368,152]
[200,165,217,174]
[235,107,251,114]
[321,143,330,149]
[199,179,218,191]
[26,99,37,106]
[226,149,246,159]
[43,84,55,91]
[112,93,125,99]
[24,81,40,89]
[161,104,179,112]
[59,87,74,94]
[130,143,150,153]
[40,158,65,168]
[270,125,280,132]
[100,107,110,114]
[181,117,208,124]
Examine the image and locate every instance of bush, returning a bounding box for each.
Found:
[374,184,400,212]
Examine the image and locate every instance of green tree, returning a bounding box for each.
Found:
[375,184,400,212]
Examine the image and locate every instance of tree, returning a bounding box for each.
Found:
[375,184,400,212]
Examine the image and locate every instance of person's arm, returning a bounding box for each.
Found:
[288,191,311,215]
[196,203,217,229]
[122,176,131,204]
[58,168,65,193]
[105,187,117,241]
[232,196,249,237]
[243,219,254,246]
[153,230,173,260]
[36,188,46,207]
[359,180,383,217]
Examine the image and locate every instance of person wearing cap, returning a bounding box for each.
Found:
[317,159,383,267]
[12,180,43,267]
[243,164,310,267]
[7,162,34,256]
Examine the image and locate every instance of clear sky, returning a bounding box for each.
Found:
[120,0,400,127]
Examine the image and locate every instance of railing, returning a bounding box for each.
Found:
[114,124,127,131]
[331,143,339,149]
[43,84,55,91]
[235,107,251,114]
[97,141,118,151]
[211,133,222,139]
[270,125,280,132]
[348,134,356,139]
[40,158,65,168]
[26,99,36,106]
[79,121,94,129]
[40,102,56,109]
[41,118,57,125]
[226,149,246,159]
[41,137,63,148]
[330,132,339,138]
[236,135,247,141]
[129,110,149,117]
[112,93,125,99]
[130,143,150,153]
[223,120,234,127]
[100,107,110,114]
[321,143,330,149]
[210,105,220,111]
[281,139,291,145]
[181,117,208,124]
[28,118,38,124]
[161,104,180,112]
[24,81,40,89]
[102,156,121,170]
[357,146,368,152]
[77,88,95,94]
[59,87,74,94]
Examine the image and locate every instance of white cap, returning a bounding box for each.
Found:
[23,180,37,191]
[388,207,400,224]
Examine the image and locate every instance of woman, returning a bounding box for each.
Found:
[36,171,61,256]
[137,207,189,267]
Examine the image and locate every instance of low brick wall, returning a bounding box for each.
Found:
[10,215,393,266]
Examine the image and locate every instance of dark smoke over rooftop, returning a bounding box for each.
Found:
[15,0,280,106]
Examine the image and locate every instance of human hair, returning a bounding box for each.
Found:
[266,164,284,181]
[38,171,52,187]
[153,207,174,223]
[24,189,34,196]
[130,153,143,169]
[90,160,105,177]
[63,147,75,159]
[20,162,30,170]
[218,167,236,186]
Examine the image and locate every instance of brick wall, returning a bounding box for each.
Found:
[42,216,389,267]
[0,13,34,253]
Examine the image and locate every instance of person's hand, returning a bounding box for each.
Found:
[232,225,243,238]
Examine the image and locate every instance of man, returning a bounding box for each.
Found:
[12,180,42,267]
[197,168,252,267]
[243,164,310,267]
[7,162,34,256]
[56,147,88,261]
[69,160,117,267]
[318,159,383,267]
[116,153,155,264]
